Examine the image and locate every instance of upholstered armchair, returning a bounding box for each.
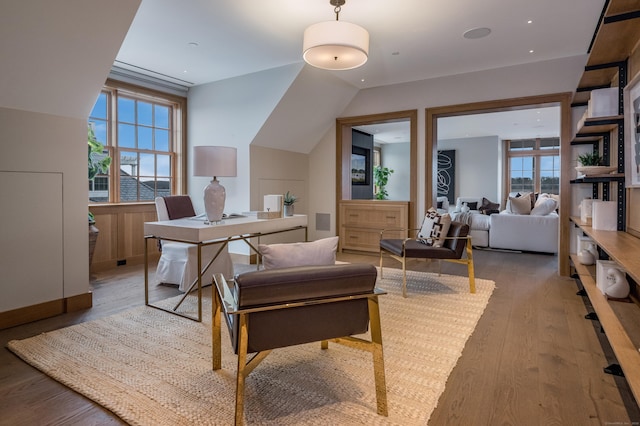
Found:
[379,221,475,297]
[212,263,388,425]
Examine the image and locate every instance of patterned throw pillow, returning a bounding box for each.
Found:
[417,207,452,247]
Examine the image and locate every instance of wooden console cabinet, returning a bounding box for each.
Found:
[339,200,408,253]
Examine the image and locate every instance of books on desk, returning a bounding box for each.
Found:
[189,212,247,221]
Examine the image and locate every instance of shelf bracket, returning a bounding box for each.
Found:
[585,312,599,321]
[603,363,624,377]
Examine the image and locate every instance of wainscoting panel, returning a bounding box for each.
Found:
[89,203,159,271]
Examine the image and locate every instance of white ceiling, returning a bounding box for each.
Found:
[116,0,605,90]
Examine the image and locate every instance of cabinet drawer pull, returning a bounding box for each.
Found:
[386,216,396,219]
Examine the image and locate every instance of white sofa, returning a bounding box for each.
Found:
[447,196,492,247]
[489,211,559,253]
[446,195,558,254]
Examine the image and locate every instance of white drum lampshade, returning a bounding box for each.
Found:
[193,146,237,222]
[303,20,369,70]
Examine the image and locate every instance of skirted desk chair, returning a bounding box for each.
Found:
[212,263,388,425]
[155,195,233,292]
[379,221,476,297]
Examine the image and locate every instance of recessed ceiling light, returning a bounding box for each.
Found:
[527,20,533,24]
[392,51,400,56]
[361,78,365,82]
[463,27,491,40]
[529,49,534,53]
[188,42,199,47]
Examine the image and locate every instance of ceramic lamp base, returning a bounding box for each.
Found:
[203,177,225,222]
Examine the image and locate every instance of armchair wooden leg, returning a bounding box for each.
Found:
[401,256,407,298]
[235,314,249,426]
[379,250,384,279]
[466,243,476,294]
[212,290,222,370]
[368,297,388,416]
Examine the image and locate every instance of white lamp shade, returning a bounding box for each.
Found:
[193,146,237,178]
[303,20,369,70]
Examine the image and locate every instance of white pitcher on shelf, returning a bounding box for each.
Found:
[578,242,598,265]
[604,268,630,299]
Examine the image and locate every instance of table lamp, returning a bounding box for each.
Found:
[193,146,237,222]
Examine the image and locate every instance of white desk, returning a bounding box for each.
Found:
[144,214,308,321]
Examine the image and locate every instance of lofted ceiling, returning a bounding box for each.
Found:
[116,0,605,90]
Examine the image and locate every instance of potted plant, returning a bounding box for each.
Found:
[88,124,111,265]
[283,191,297,216]
[577,152,603,167]
[374,166,394,200]
[575,152,616,177]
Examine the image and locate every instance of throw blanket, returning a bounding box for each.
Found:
[451,211,474,226]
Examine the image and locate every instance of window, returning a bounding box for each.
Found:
[88,80,185,203]
[506,138,559,195]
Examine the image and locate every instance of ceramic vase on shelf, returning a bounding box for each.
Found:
[577,249,595,265]
[577,243,598,265]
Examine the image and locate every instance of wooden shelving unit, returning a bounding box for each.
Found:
[570,216,640,405]
[567,0,640,408]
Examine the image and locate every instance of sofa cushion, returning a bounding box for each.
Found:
[418,207,451,247]
[531,197,557,216]
[509,195,532,214]
[259,236,339,270]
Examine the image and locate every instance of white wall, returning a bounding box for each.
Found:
[187,64,304,219]
[308,55,587,232]
[0,1,141,313]
[380,142,411,201]
[0,109,87,310]
[438,136,501,204]
[187,63,360,247]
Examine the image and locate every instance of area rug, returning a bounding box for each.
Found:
[8,268,494,425]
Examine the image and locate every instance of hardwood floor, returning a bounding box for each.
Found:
[1,250,638,425]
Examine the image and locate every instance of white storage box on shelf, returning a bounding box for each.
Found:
[580,198,594,224]
[596,259,626,295]
[592,201,617,231]
[588,87,618,118]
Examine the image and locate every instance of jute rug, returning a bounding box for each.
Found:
[8,268,494,425]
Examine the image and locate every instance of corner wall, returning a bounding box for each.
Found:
[309,55,588,230]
